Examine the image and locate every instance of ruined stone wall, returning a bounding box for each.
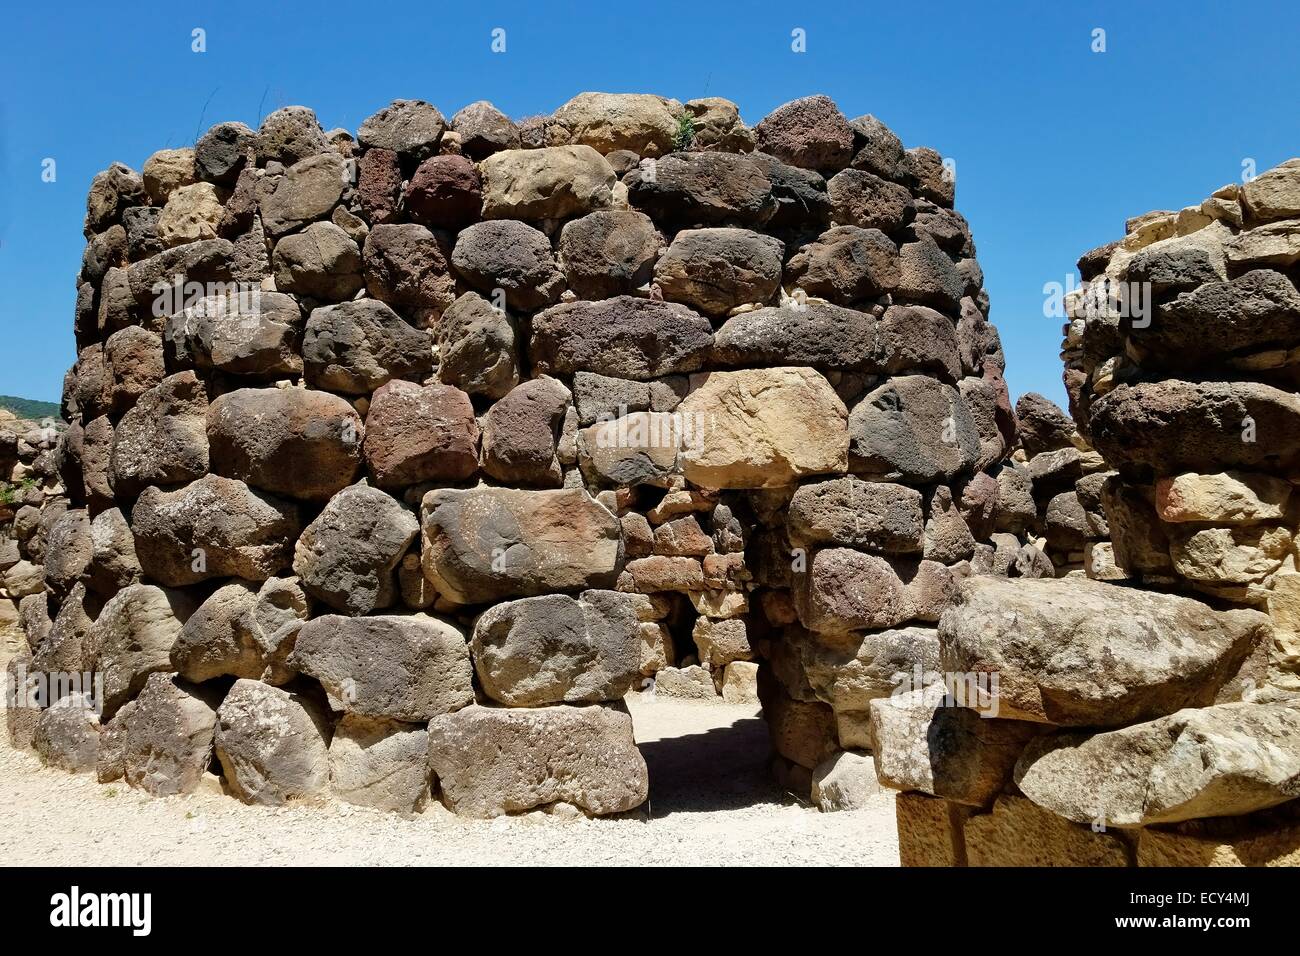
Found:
[867,161,1300,867]
[7,90,1046,817]
[1,414,61,656]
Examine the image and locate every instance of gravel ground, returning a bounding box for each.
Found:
[0,690,899,866]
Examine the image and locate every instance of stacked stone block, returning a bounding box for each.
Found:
[870,161,1300,866]
[15,90,1037,817]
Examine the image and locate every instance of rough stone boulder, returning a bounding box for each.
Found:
[1015,703,1300,827]
[166,291,304,377]
[755,95,855,173]
[255,105,330,165]
[450,100,519,159]
[625,152,776,226]
[108,371,209,499]
[939,576,1270,726]
[480,377,571,487]
[557,210,661,300]
[653,227,784,317]
[710,303,878,371]
[480,146,615,220]
[1155,470,1291,524]
[104,326,165,411]
[531,296,712,380]
[42,508,92,597]
[261,153,346,237]
[471,589,641,706]
[293,483,420,615]
[33,694,102,772]
[426,703,648,817]
[91,582,199,716]
[362,380,479,487]
[329,715,430,812]
[362,223,457,320]
[403,154,482,229]
[870,685,1041,806]
[786,477,924,553]
[552,92,681,157]
[302,299,432,395]
[291,613,473,721]
[214,679,332,805]
[799,625,941,712]
[1090,380,1300,475]
[207,387,363,502]
[676,367,848,489]
[357,99,445,160]
[577,411,681,487]
[795,547,910,633]
[434,292,520,400]
[1014,392,1075,458]
[785,226,899,304]
[827,169,913,232]
[420,487,622,603]
[130,475,301,586]
[848,375,980,483]
[170,577,309,684]
[451,219,566,311]
[107,672,219,795]
[878,305,961,383]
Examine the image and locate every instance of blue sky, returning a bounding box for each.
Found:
[1,0,1298,407]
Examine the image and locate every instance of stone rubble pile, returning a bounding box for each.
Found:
[870,161,1300,866]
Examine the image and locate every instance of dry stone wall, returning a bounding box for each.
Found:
[868,161,1300,867]
[8,90,1051,819]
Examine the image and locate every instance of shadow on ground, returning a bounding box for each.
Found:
[636,713,788,818]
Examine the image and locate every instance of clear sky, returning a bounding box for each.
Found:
[2,0,1297,407]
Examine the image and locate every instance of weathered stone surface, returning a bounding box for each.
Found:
[625,152,776,226]
[85,162,147,232]
[1016,703,1300,827]
[427,703,648,817]
[481,377,571,487]
[684,97,755,153]
[363,380,479,487]
[553,92,680,157]
[113,672,218,795]
[745,152,830,228]
[171,577,308,684]
[256,106,329,165]
[557,210,661,300]
[653,664,716,699]
[207,387,363,502]
[870,685,1040,807]
[531,296,713,380]
[787,477,924,554]
[451,219,565,311]
[1102,477,1173,575]
[654,227,783,317]
[91,583,199,716]
[755,95,854,172]
[1155,470,1291,524]
[329,715,430,812]
[362,223,457,320]
[421,487,622,603]
[1014,392,1075,458]
[33,694,101,772]
[721,660,760,703]
[895,236,963,312]
[796,547,910,634]
[761,669,839,769]
[357,99,445,159]
[676,368,848,489]
[271,221,363,301]
[450,100,519,159]
[965,795,1129,867]
[1137,824,1300,867]
[404,154,482,229]
[786,226,899,304]
[849,375,979,483]
[624,555,706,593]
[434,292,520,400]
[294,483,419,615]
[1090,380,1300,475]
[292,613,472,722]
[1168,524,1291,585]
[577,411,681,487]
[710,303,879,371]
[42,509,91,596]
[1240,158,1300,223]
[357,147,402,224]
[480,146,615,220]
[130,475,301,586]
[799,625,941,711]
[811,750,880,811]
[303,299,432,394]
[471,589,640,706]
[895,792,960,867]
[108,371,209,499]
[166,291,304,377]
[906,146,955,206]
[261,153,345,236]
[142,147,196,204]
[214,679,331,805]
[828,169,912,232]
[940,577,1270,726]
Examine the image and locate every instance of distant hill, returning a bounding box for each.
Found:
[0,395,61,422]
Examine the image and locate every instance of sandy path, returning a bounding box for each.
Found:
[0,691,899,867]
